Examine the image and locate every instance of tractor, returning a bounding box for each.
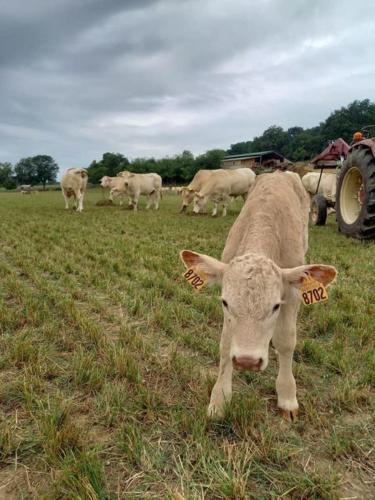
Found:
[311,126,375,239]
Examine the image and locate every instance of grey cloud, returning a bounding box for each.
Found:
[1,0,375,171]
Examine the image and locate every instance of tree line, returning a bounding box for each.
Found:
[1,99,375,189]
[227,99,375,160]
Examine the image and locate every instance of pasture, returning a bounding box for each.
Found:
[0,190,374,499]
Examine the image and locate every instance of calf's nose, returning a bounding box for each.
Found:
[232,356,262,372]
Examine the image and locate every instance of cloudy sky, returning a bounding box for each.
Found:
[1,0,375,171]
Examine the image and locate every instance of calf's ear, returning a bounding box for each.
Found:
[282,264,337,287]
[180,250,226,284]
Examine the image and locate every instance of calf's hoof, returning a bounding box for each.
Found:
[207,403,225,420]
[280,408,298,422]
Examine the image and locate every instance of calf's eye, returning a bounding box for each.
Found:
[273,303,281,313]
[222,299,228,309]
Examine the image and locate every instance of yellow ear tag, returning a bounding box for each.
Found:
[299,275,328,306]
[183,267,207,291]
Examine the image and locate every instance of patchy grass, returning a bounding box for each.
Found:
[0,189,374,498]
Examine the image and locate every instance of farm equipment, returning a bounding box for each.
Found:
[311,127,375,239]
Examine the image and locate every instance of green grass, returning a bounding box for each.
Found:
[0,189,374,498]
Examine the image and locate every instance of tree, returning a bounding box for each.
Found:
[14,157,38,185]
[87,153,129,183]
[14,155,59,189]
[33,155,59,189]
[0,162,16,189]
[227,141,253,155]
[195,149,226,170]
[320,99,375,143]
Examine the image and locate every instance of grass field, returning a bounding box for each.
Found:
[0,190,374,499]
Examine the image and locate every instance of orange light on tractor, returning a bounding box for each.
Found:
[353,131,363,141]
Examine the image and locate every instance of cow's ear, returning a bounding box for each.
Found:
[282,264,337,288]
[180,250,226,285]
[128,173,135,178]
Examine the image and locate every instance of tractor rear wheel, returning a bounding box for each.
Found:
[311,195,327,226]
[336,146,375,239]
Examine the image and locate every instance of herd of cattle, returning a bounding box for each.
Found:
[60,166,337,215]
[40,167,340,420]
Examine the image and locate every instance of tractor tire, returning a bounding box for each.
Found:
[311,195,327,226]
[336,146,375,239]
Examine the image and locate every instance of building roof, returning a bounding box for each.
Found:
[223,150,285,161]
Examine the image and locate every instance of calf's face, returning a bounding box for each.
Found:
[100,176,110,188]
[181,188,195,209]
[193,193,206,213]
[180,250,337,373]
[222,255,283,371]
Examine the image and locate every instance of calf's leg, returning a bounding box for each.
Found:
[77,191,84,212]
[272,300,299,421]
[63,191,70,209]
[208,330,233,418]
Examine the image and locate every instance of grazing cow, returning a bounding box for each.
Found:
[100,176,128,205]
[180,172,337,420]
[193,168,256,216]
[302,172,337,202]
[180,170,221,212]
[117,171,162,210]
[61,168,88,212]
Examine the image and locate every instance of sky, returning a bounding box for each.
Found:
[1,0,375,172]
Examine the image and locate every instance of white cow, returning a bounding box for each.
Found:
[61,168,88,212]
[302,172,337,202]
[180,172,337,421]
[100,176,128,205]
[193,168,256,216]
[180,170,222,212]
[117,171,162,210]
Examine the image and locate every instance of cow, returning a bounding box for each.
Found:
[180,170,221,212]
[100,176,128,205]
[61,168,88,212]
[193,168,256,216]
[117,171,162,210]
[180,172,337,421]
[301,172,337,202]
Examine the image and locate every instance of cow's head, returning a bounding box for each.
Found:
[193,192,207,213]
[100,176,110,188]
[180,250,336,372]
[180,187,196,211]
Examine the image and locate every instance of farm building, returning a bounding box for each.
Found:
[311,138,349,169]
[222,150,287,170]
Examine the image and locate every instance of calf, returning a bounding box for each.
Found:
[180,169,221,212]
[61,168,88,212]
[100,176,128,205]
[180,172,337,420]
[193,168,256,216]
[118,171,162,210]
[302,172,337,202]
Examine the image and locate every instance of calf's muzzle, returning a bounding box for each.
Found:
[232,355,263,372]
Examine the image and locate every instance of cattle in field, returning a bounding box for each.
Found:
[100,176,128,205]
[180,170,221,212]
[192,168,256,216]
[180,172,337,421]
[117,171,162,210]
[302,172,337,202]
[61,168,88,212]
